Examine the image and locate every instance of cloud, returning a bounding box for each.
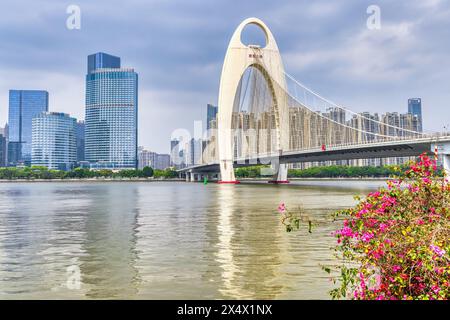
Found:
[0,0,449,152]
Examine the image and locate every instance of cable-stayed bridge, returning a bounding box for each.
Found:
[179,18,450,183]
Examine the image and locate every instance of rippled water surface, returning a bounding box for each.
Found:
[0,180,384,299]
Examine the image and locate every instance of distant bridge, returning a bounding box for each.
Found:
[178,18,450,183]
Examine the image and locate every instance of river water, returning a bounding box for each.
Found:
[0,180,384,299]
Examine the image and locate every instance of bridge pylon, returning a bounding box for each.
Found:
[217,17,289,183]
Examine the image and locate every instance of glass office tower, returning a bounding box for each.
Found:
[87,52,121,74]
[8,90,49,166]
[85,52,138,169]
[76,121,85,162]
[408,98,422,132]
[31,112,77,170]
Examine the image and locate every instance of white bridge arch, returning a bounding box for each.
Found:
[217,17,289,183]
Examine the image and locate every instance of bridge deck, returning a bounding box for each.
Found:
[179,136,450,173]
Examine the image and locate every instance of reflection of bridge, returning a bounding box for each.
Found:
[179,17,450,183]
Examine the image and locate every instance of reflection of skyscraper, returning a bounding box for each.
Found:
[31,112,77,170]
[408,98,422,132]
[85,52,138,169]
[8,90,49,166]
[79,184,140,298]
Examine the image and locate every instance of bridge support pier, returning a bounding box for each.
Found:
[218,160,240,184]
[443,154,450,177]
[185,173,190,182]
[268,163,289,184]
[432,142,450,177]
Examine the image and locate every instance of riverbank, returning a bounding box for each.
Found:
[0,177,390,183]
[0,178,185,183]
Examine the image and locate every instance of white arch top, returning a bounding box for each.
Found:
[227,17,279,51]
[217,17,289,183]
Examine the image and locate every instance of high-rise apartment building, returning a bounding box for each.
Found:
[31,112,77,170]
[170,139,184,168]
[186,138,203,166]
[138,147,170,170]
[85,52,138,170]
[206,104,218,130]
[8,90,49,166]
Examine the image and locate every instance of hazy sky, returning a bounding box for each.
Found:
[1,0,449,153]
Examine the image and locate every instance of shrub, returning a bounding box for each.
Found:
[329,154,449,300]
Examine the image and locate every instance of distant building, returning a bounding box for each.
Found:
[207,104,218,130]
[85,52,138,170]
[138,147,170,170]
[76,121,85,162]
[408,98,422,132]
[31,112,77,170]
[186,138,203,166]
[8,90,49,166]
[154,154,170,170]
[170,139,185,168]
[0,133,6,167]
[0,125,7,167]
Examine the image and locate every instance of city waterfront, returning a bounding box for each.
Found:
[0,180,384,299]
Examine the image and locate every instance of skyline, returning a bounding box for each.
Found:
[1,0,450,153]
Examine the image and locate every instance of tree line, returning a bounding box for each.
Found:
[0,166,179,180]
[235,165,412,178]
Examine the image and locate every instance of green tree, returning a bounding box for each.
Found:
[142,166,154,177]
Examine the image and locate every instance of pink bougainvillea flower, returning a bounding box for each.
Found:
[277,203,286,213]
[431,285,441,294]
[361,232,374,243]
[422,177,431,184]
[430,245,446,257]
[392,265,401,272]
[340,226,355,238]
[328,154,448,300]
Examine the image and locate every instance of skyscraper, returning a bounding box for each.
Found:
[187,138,202,165]
[85,52,138,169]
[31,112,77,170]
[0,132,6,167]
[8,90,49,166]
[206,104,218,130]
[87,52,121,74]
[76,121,85,162]
[408,98,422,132]
[170,138,185,168]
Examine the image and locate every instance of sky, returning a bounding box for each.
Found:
[1,0,450,153]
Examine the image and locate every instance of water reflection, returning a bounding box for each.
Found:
[215,185,243,297]
[0,180,381,299]
[214,185,292,299]
[79,184,140,299]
